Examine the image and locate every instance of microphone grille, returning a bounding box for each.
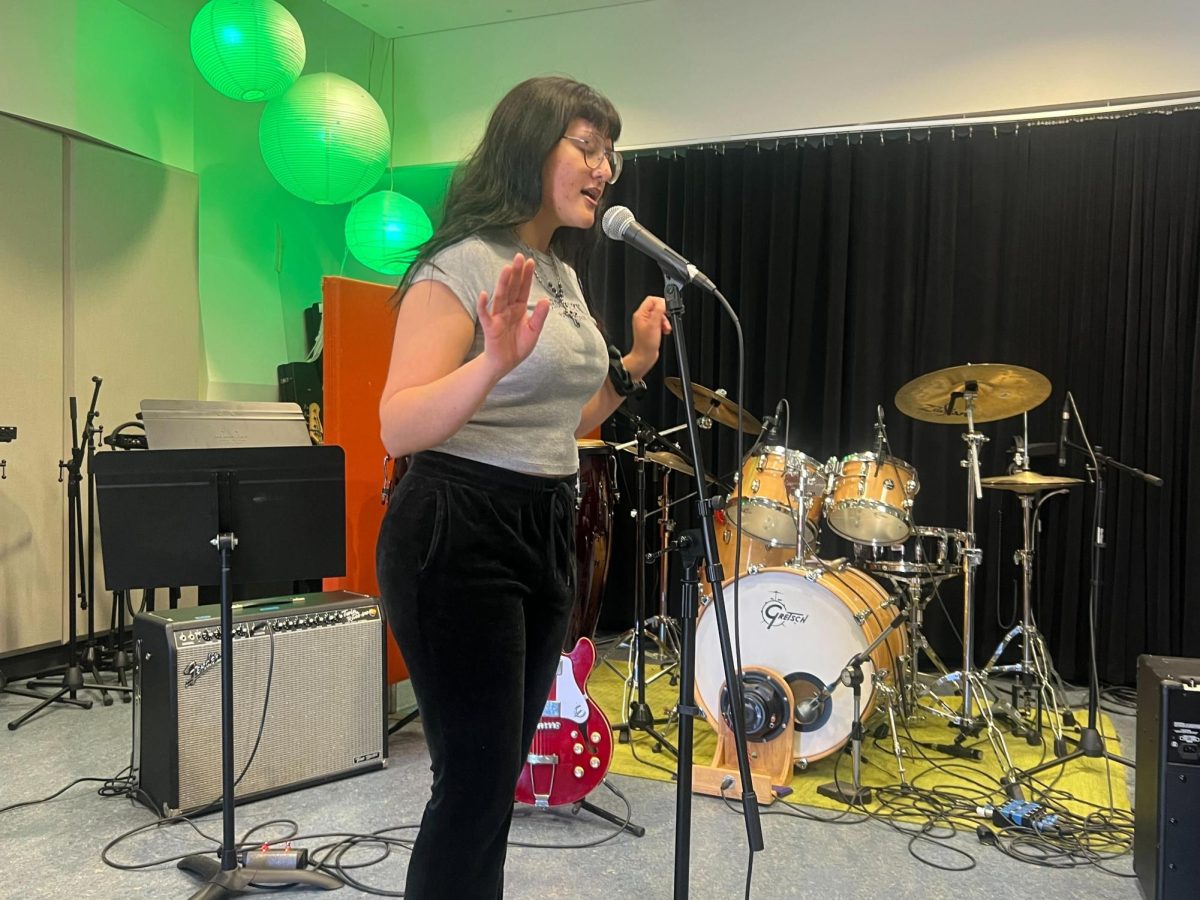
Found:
[602,205,636,240]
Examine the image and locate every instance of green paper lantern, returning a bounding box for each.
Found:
[345,191,434,275]
[259,73,391,205]
[190,0,305,102]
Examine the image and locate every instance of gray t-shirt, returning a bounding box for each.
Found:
[408,231,609,477]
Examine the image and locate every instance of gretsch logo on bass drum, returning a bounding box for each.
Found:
[761,593,809,630]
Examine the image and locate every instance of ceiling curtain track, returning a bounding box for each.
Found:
[590,106,1200,684]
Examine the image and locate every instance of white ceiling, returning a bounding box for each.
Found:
[321,0,653,39]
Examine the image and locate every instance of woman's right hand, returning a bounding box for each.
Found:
[478,254,551,379]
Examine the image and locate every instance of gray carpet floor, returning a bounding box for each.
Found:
[0,674,1142,899]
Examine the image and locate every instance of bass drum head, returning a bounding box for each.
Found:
[695,565,897,766]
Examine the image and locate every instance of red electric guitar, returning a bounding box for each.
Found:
[514,637,614,808]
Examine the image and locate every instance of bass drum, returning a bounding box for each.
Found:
[695,565,905,766]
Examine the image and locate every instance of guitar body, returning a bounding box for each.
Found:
[514,637,613,808]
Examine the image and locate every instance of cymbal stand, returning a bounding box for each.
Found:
[923,382,1016,759]
[982,487,1070,748]
[607,419,679,758]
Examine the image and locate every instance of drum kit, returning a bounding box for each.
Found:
[585,362,1087,783]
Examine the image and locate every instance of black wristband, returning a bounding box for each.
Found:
[607,345,647,399]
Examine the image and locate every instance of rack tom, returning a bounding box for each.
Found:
[826,452,919,546]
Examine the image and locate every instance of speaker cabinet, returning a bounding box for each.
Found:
[135,591,387,817]
[1135,655,1200,900]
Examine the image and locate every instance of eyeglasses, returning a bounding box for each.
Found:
[562,133,623,184]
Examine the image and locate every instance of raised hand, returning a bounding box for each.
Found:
[478,254,551,379]
[627,295,671,376]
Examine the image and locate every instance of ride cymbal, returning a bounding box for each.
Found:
[981,470,1085,493]
[894,363,1051,424]
[664,377,763,435]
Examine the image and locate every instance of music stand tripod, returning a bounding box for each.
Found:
[1011,391,1161,785]
[92,446,346,898]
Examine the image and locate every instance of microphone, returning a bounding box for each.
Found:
[1057,397,1070,468]
[764,399,785,443]
[794,692,826,726]
[602,206,717,292]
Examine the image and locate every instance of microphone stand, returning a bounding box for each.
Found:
[799,613,908,806]
[659,276,763,898]
[1011,391,1160,785]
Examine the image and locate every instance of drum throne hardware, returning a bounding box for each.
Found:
[895,363,1051,761]
[980,417,1082,748]
[1010,390,1162,789]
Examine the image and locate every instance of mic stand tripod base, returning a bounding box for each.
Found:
[816,779,873,807]
[178,853,342,898]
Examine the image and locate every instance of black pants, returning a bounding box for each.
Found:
[376,451,576,899]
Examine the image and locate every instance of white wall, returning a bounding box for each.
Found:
[387,0,1200,166]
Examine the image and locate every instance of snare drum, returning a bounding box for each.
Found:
[857,526,968,581]
[826,452,919,546]
[563,439,616,651]
[695,564,905,765]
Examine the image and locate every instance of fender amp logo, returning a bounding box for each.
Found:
[183,651,221,688]
[761,594,809,630]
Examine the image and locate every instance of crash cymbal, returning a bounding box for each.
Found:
[618,444,718,483]
[894,363,1051,424]
[981,470,1085,493]
[664,377,763,435]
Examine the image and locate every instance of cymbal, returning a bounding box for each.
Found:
[664,377,763,435]
[894,363,1051,424]
[619,445,718,483]
[981,470,1085,493]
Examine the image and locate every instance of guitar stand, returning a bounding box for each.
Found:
[576,794,646,838]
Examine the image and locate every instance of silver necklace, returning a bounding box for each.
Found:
[519,241,581,327]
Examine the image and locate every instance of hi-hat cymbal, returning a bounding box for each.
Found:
[618,444,718,483]
[894,363,1051,424]
[664,377,763,435]
[981,470,1085,493]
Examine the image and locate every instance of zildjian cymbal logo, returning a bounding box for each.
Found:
[761,593,809,630]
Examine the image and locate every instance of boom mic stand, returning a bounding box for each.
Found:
[10,382,120,730]
[658,275,762,899]
[793,612,909,806]
[1011,391,1161,785]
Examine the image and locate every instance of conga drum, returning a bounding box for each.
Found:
[563,439,616,650]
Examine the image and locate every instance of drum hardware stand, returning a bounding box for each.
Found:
[791,612,908,806]
[981,488,1071,748]
[872,676,910,789]
[1011,391,1161,786]
[608,420,679,758]
[9,383,118,730]
[657,273,763,898]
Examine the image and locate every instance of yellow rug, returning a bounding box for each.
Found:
[588,650,1132,818]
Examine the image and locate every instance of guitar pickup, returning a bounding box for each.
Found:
[526,753,558,765]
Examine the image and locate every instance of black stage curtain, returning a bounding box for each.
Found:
[589,109,1200,686]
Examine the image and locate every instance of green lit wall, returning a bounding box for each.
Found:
[0,0,451,402]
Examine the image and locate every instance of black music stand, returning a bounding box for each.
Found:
[93,446,346,898]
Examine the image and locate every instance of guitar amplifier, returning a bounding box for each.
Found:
[1135,655,1200,900]
[134,591,388,818]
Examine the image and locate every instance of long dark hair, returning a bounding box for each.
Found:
[394,76,621,302]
